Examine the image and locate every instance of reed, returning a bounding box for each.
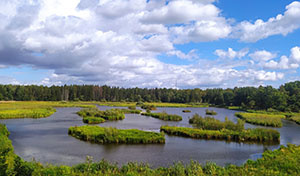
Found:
[235,112,283,127]
[141,112,182,121]
[68,126,165,144]
[205,109,217,115]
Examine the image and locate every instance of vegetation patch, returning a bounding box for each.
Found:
[289,115,300,124]
[0,101,95,119]
[160,126,280,143]
[68,126,165,144]
[205,109,217,115]
[189,114,244,131]
[141,112,182,121]
[140,104,157,111]
[235,112,284,127]
[83,117,105,124]
[182,110,191,113]
[111,108,142,114]
[77,108,125,121]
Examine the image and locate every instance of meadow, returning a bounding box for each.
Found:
[160,126,280,143]
[141,112,183,121]
[68,126,165,144]
[0,101,95,119]
[235,112,284,127]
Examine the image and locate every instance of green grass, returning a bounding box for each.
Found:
[0,101,96,119]
[141,112,182,121]
[68,126,165,144]
[205,109,217,115]
[110,108,142,114]
[77,108,125,121]
[289,115,300,124]
[235,112,284,127]
[83,117,105,124]
[1,123,300,175]
[189,114,244,131]
[160,126,280,143]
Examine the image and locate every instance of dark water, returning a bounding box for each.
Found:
[0,107,300,167]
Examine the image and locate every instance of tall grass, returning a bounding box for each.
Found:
[160,126,280,143]
[189,114,244,131]
[235,112,283,127]
[77,108,125,121]
[141,112,182,121]
[68,126,165,144]
[83,117,105,124]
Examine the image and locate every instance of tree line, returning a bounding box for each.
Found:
[0,81,299,112]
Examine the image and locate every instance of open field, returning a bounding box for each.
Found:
[0,101,95,119]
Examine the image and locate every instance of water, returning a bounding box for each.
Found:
[0,107,299,167]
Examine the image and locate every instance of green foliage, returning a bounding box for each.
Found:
[68,126,165,144]
[160,126,280,143]
[235,112,284,127]
[288,115,300,124]
[77,108,125,121]
[128,105,136,110]
[83,117,105,124]
[140,104,157,110]
[189,114,244,132]
[205,109,217,115]
[141,112,182,121]
[182,110,191,113]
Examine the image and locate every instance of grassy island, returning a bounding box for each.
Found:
[82,117,105,124]
[235,112,283,127]
[189,114,244,131]
[77,108,125,121]
[141,112,182,121]
[68,126,165,144]
[205,109,217,115]
[160,126,280,143]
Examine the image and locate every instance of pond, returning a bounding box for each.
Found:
[0,106,299,167]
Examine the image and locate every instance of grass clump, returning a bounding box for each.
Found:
[83,117,105,124]
[111,108,142,114]
[182,110,191,113]
[68,126,165,144]
[189,114,244,131]
[205,109,217,115]
[77,108,125,121]
[140,104,157,111]
[141,112,182,121]
[235,112,283,127]
[160,126,280,143]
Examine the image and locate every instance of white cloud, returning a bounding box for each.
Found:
[264,46,300,70]
[234,1,300,42]
[215,48,248,59]
[249,50,277,62]
[167,49,198,60]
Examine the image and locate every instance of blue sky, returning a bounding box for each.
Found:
[0,0,300,88]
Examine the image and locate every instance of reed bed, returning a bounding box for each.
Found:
[235,112,284,127]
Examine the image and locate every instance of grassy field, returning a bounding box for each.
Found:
[160,126,280,143]
[235,112,284,127]
[141,112,182,121]
[1,123,299,175]
[0,101,95,119]
[68,126,165,144]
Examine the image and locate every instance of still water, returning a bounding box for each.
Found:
[0,106,299,167]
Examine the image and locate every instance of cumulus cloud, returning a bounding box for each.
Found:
[0,0,289,88]
[234,1,300,42]
[264,46,300,69]
[215,48,249,59]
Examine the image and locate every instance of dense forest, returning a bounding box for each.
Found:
[0,81,299,112]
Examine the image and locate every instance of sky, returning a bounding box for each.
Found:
[0,0,300,89]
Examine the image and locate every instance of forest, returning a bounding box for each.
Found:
[0,81,299,112]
